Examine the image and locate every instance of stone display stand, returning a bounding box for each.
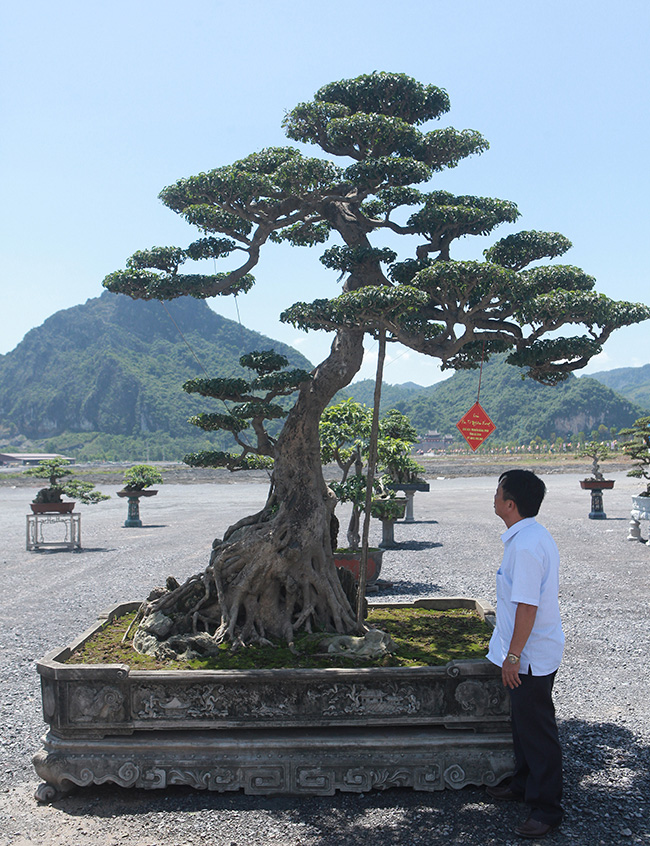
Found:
[26,512,81,551]
[627,495,650,542]
[389,482,430,523]
[579,479,615,520]
[116,489,157,528]
[33,598,513,801]
[379,518,397,548]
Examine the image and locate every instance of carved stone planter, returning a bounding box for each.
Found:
[33,598,513,801]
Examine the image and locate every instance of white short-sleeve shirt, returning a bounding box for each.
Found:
[487,516,564,676]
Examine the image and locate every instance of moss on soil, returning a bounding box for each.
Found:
[66,606,491,670]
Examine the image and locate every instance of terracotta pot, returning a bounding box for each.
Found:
[580,479,615,490]
[333,549,383,583]
[30,502,75,514]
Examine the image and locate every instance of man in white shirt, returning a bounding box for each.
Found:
[486,469,564,839]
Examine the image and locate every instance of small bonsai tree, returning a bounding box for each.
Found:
[24,459,110,505]
[320,399,373,549]
[377,409,426,485]
[181,349,304,473]
[579,440,610,481]
[122,464,164,491]
[619,416,650,495]
[320,401,422,547]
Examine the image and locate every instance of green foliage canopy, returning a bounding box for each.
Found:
[24,458,110,505]
[122,464,164,490]
[620,415,650,493]
[183,350,311,472]
[103,70,650,462]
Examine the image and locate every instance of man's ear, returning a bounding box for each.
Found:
[506,498,520,518]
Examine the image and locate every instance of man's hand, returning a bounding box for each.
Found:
[502,658,522,689]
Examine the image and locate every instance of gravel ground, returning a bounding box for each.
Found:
[0,470,648,845]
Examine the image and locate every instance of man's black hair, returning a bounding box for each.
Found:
[498,469,546,518]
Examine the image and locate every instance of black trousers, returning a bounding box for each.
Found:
[508,669,563,825]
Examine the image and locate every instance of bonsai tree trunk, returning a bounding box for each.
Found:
[346,451,364,549]
[136,328,365,650]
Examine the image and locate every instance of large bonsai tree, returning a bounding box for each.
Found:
[104,72,650,651]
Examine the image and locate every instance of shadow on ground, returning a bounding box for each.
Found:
[390,541,443,551]
[28,547,117,554]
[397,520,439,525]
[379,580,446,595]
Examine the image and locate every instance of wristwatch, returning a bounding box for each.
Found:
[506,653,520,664]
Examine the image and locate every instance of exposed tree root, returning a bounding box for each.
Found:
[131,500,357,658]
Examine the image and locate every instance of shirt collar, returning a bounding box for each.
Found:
[501,516,537,543]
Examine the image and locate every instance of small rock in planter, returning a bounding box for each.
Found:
[133,629,160,655]
[324,629,396,658]
[139,611,174,638]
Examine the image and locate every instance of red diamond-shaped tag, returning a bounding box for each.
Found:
[456,402,496,452]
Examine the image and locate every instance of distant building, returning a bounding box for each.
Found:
[0,453,75,466]
[414,431,454,452]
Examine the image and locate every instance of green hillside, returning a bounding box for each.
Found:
[1,294,645,460]
[390,355,646,443]
[0,291,312,459]
[587,364,650,411]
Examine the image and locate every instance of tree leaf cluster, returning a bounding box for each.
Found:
[619,416,650,493]
[183,349,312,471]
[103,71,649,389]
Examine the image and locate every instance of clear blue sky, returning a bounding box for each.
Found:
[2,0,648,385]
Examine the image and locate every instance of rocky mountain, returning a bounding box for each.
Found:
[384,355,647,443]
[1,293,647,459]
[0,291,312,441]
[587,364,650,412]
[335,379,428,412]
